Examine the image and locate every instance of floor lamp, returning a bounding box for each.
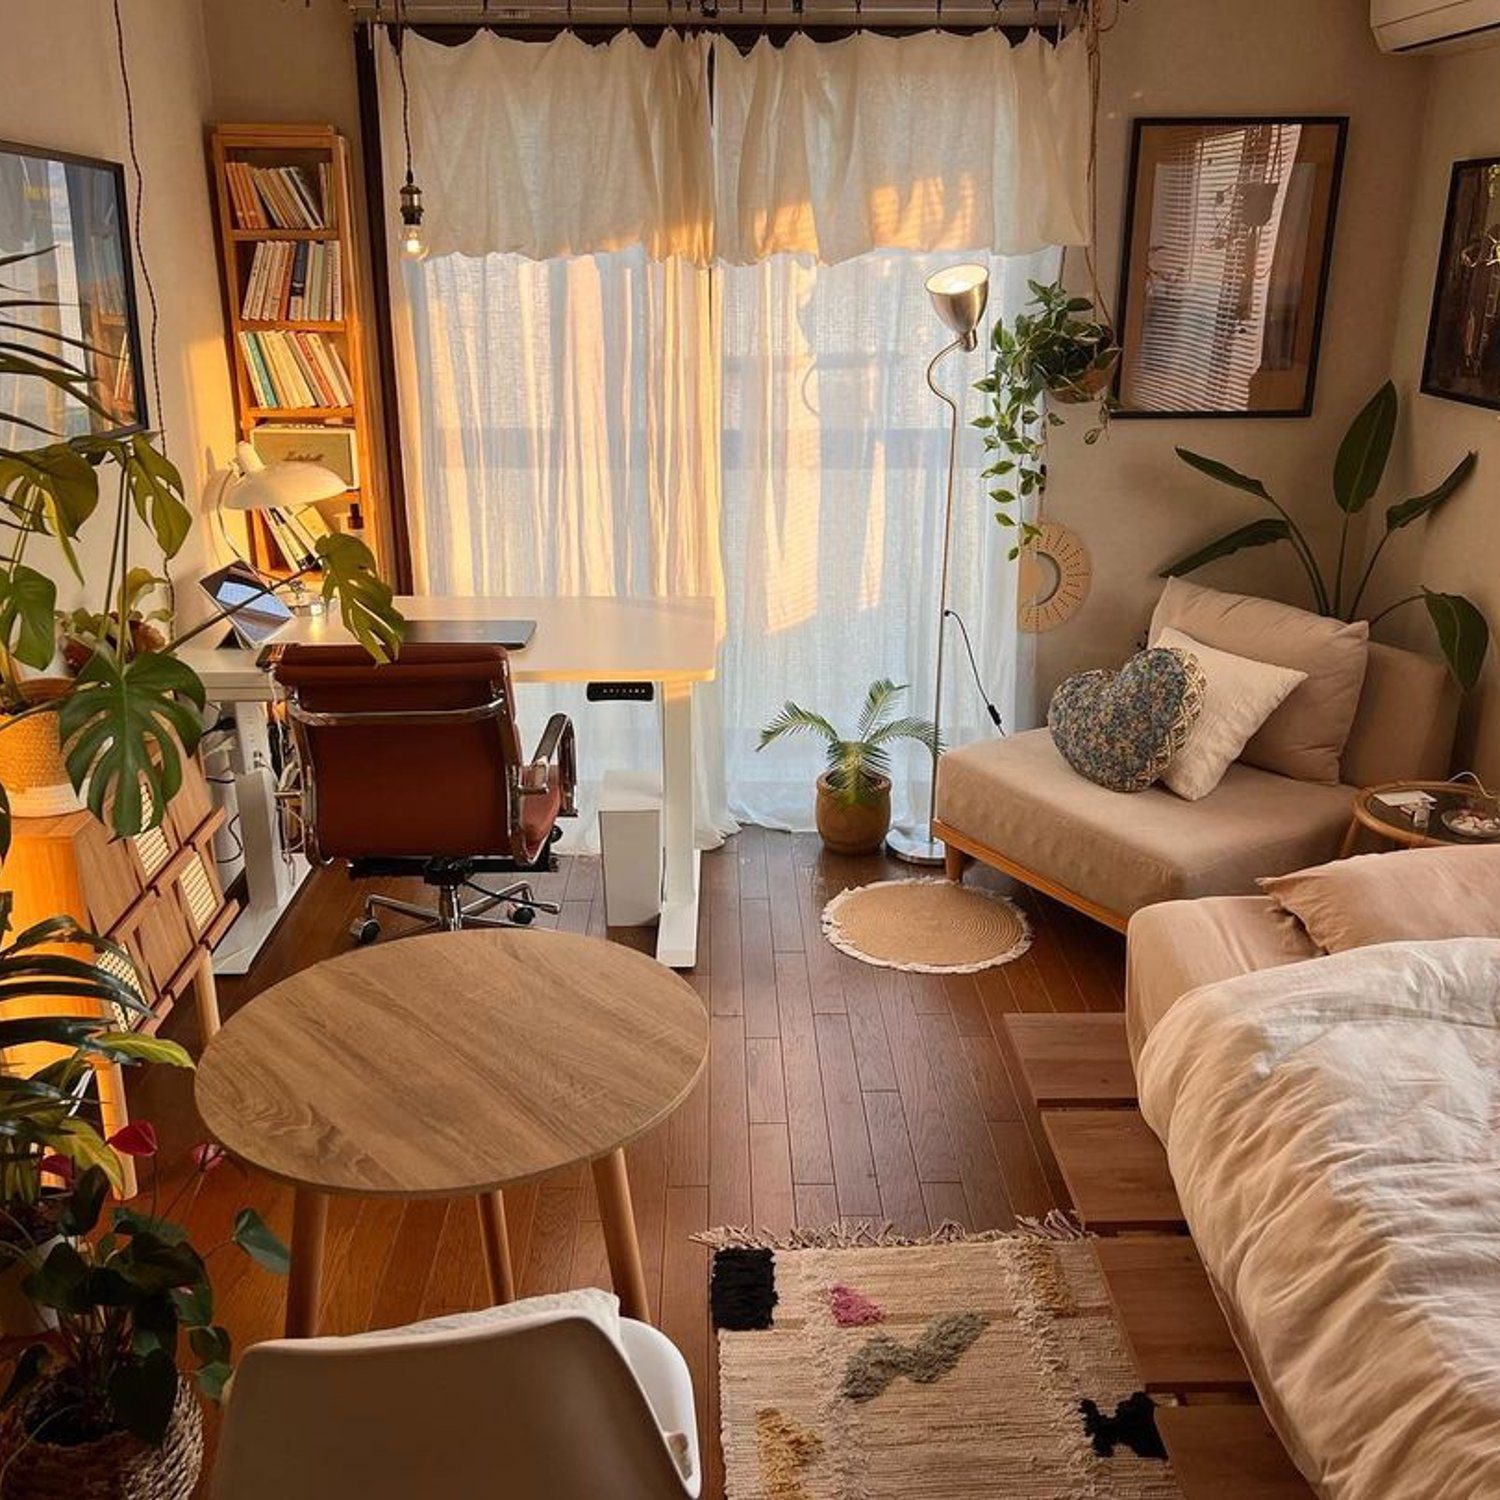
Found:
[887,263,990,866]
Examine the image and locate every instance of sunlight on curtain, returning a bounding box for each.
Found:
[396,246,733,846]
[719,248,1057,830]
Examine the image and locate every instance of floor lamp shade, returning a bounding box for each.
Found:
[887,264,991,866]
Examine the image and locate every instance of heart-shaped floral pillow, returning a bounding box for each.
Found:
[1048,647,1206,793]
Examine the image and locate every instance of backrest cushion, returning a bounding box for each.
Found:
[1150,578,1368,784]
[1340,640,1459,787]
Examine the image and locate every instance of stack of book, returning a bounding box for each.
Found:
[238,330,355,410]
[241,241,344,322]
[260,502,334,573]
[225,162,331,231]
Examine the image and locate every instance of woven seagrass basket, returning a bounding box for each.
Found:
[0,679,82,818]
[0,1377,203,1500]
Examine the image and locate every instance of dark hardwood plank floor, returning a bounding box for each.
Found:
[130,832,1123,1497]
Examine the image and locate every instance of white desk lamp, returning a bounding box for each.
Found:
[214,441,347,613]
[887,262,990,865]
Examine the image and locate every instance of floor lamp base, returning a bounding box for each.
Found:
[885,824,947,866]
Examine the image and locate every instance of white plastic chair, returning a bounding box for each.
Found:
[212,1304,701,1499]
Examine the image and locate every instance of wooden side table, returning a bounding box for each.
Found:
[1341,779,1500,856]
[195,929,708,1336]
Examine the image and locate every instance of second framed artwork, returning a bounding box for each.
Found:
[1114,116,1348,419]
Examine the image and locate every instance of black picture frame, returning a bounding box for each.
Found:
[1113,115,1348,420]
[1420,156,1500,412]
[0,138,149,447]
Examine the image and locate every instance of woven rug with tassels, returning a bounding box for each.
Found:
[698,1222,1182,1499]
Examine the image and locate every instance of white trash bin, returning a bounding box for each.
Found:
[599,771,663,928]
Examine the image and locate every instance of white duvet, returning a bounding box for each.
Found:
[1136,939,1500,1500]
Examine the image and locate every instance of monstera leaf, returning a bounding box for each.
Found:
[316,532,405,663]
[0,442,100,579]
[115,433,192,561]
[0,562,57,670]
[57,650,206,837]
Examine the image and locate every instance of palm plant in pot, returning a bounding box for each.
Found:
[974,278,1119,559]
[758,680,940,855]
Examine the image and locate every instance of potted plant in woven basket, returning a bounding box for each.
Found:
[0,894,193,1336]
[0,1141,287,1498]
[758,680,940,855]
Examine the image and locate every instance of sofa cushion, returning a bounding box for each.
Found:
[1124,895,1319,1066]
[1340,641,1459,787]
[1150,577,1368,784]
[936,728,1355,919]
[1047,646,1205,793]
[1259,844,1500,952]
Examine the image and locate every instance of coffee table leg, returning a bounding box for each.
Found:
[1339,817,1360,858]
[285,1188,329,1338]
[592,1148,650,1322]
[476,1190,516,1305]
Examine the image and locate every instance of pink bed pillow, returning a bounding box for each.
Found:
[1259,845,1500,953]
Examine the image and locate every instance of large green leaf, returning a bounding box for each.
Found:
[58,649,205,836]
[1385,451,1478,531]
[233,1207,291,1275]
[1175,448,1274,501]
[1160,518,1293,578]
[108,1346,179,1444]
[0,563,56,669]
[0,443,100,579]
[86,1032,194,1069]
[1423,589,1490,691]
[118,434,191,561]
[1333,382,1398,513]
[316,533,405,664]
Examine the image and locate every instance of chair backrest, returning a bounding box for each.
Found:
[212,1310,693,1500]
[1341,640,1460,788]
[269,642,527,862]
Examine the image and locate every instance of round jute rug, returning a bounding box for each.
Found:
[821,878,1031,973]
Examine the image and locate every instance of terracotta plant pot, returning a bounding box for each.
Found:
[0,677,82,818]
[815,773,891,856]
[0,1376,203,1500]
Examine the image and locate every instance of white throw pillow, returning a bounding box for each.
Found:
[1155,627,1307,801]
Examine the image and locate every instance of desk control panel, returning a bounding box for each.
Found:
[587,681,656,703]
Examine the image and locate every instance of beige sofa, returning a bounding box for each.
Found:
[935,641,1458,931]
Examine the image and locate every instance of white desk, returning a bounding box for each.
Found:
[179,595,717,970]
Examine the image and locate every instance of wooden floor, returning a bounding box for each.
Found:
[134,828,1125,1497]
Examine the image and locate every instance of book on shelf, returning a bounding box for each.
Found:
[239,240,343,322]
[237,330,353,410]
[225,161,332,232]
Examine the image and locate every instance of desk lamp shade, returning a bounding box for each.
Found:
[224,441,346,512]
[925,263,990,350]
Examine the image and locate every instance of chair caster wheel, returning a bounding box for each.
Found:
[351,917,381,945]
[510,906,536,926]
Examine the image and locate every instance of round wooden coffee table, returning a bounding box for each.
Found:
[195,929,708,1337]
[1341,778,1500,855]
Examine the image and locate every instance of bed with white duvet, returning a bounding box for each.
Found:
[1136,938,1500,1499]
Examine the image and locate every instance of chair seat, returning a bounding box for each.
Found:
[936,729,1353,920]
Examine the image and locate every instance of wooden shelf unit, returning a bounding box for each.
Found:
[208,124,381,578]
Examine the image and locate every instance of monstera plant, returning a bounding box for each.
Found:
[1164,381,1487,689]
[0,246,405,854]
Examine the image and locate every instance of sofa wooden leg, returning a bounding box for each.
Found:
[943,843,967,882]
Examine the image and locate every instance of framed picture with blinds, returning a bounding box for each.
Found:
[1113,117,1348,419]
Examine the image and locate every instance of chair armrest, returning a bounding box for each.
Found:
[521,712,577,815]
[618,1318,700,1498]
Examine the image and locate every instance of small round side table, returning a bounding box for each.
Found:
[1341,779,1500,856]
[195,929,708,1337]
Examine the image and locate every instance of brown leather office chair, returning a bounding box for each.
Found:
[268,642,577,943]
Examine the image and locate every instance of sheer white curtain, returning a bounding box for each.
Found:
[377,27,1087,836]
[720,248,1056,829]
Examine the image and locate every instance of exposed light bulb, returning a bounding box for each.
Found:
[400,224,428,262]
[398,171,427,263]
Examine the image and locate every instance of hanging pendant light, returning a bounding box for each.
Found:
[393,8,427,262]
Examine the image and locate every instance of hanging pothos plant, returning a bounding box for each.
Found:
[973,278,1120,559]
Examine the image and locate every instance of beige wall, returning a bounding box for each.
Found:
[1040,0,1433,719]
[0,0,234,612]
[1380,44,1500,783]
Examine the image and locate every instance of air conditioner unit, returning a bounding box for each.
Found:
[1372,0,1500,52]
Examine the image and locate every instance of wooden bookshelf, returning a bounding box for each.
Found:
[209,124,382,577]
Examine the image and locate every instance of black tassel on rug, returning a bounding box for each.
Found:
[1079,1391,1168,1460]
[710,1247,778,1331]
